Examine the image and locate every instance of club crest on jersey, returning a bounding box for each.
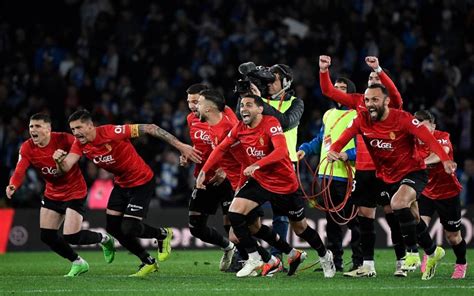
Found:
[93,154,115,164]
[259,137,264,145]
[389,132,396,140]
[105,144,112,152]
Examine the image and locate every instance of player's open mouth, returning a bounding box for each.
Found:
[368,108,377,116]
[31,134,38,139]
[241,113,250,120]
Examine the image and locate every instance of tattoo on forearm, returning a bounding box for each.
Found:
[139,124,181,148]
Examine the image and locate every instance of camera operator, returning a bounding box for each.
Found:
[235,62,304,270]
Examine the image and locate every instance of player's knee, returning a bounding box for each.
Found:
[63,232,82,245]
[445,231,462,245]
[358,216,375,233]
[106,215,123,237]
[189,215,207,237]
[290,219,307,235]
[40,228,59,244]
[121,217,143,237]
[228,212,247,238]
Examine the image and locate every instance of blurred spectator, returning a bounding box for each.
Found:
[459,158,474,206]
[0,0,472,208]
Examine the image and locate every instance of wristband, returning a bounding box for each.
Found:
[375,66,382,73]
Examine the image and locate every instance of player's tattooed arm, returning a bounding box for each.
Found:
[138,124,202,163]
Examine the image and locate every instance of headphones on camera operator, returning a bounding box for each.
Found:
[269,64,293,99]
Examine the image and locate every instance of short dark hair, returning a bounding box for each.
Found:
[367,83,388,96]
[30,113,51,123]
[199,89,225,112]
[186,83,209,95]
[242,94,264,107]
[414,110,435,124]
[335,77,356,94]
[68,110,93,123]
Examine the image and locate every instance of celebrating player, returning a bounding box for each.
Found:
[328,84,456,279]
[414,110,468,279]
[319,55,407,277]
[53,110,201,276]
[6,113,115,277]
[196,95,336,278]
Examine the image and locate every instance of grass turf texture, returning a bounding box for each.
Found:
[0,249,472,296]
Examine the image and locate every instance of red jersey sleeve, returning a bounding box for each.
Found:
[201,125,238,173]
[102,124,139,140]
[379,71,403,109]
[254,117,288,168]
[9,144,31,189]
[70,138,83,155]
[403,116,450,162]
[330,116,361,153]
[320,71,359,109]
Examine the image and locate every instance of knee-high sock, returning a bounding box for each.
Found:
[358,216,376,261]
[393,208,418,252]
[385,212,406,260]
[40,228,78,262]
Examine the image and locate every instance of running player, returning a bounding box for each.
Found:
[319,55,407,277]
[414,110,467,279]
[184,85,238,271]
[328,84,457,280]
[6,113,115,277]
[53,110,201,276]
[196,95,336,278]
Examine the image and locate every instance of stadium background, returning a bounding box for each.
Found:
[0,0,473,251]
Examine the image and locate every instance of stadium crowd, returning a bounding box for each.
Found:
[1,0,473,208]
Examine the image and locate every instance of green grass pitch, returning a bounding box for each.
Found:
[0,249,472,295]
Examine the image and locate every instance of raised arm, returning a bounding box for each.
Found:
[365,56,403,109]
[138,124,202,163]
[319,55,360,109]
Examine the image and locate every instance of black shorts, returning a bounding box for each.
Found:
[107,179,155,218]
[236,178,306,221]
[382,170,428,200]
[351,170,390,208]
[189,179,234,215]
[41,196,87,216]
[419,194,462,232]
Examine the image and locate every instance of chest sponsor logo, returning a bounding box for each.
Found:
[193,130,213,145]
[93,154,115,164]
[438,139,448,145]
[369,139,393,150]
[41,166,59,175]
[269,126,283,135]
[246,146,266,158]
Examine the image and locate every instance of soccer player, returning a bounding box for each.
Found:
[297,77,362,272]
[196,95,336,278]
[414,110,467,279]
[6,113,115,277]
[184,85,239,271]
[319,55,407,277]
[53,110,201,276]
[328,84,457,280]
